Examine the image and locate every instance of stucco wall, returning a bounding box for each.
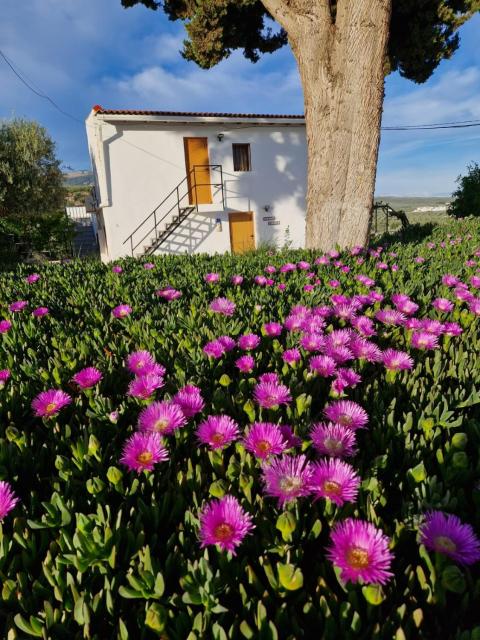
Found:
[87,117,307,261]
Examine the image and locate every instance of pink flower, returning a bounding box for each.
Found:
[335,367,362,388]
[328,280,340,288]
[265,265,277,274]
[310,458,360,506]
[198,495,254,554]
[0,320,12,334]
[258,372,279,385]
[128,374,164,399]
[26,273,40,284]
[469,298,480,316]
[156,287,182,300]
[235,355,255,373]
[217,335,236,351]
[137,401,186,435]
[419,511,480,565]
[253,381,292,409]
[125,351,163,376]
[411,331,439,350]
[382,349,414,371]
[300,333,325,352]
[350,338,382,362]
[442,274,460,287]
[310,355,337,377]
[9,301,28,313]
[375,309,406,326]
[112,265,123,274]
[279,424,303,448]
[243,422,287,459]
[351,316,376,338]
[112,304,132,318]
[231,275,244,285]
[433,298,454,313]
[72,367,102,389]
[277,283,286,291]
[325,345,354,365]
[327,519,394,584]
[197,415,240,449]
[32,389,72,418]
[282,348,301,365]
[204,273,220,283]
[470,275,480,289]
[298,261,310,270]
[143,262,155,270]
[262,455,313,507]
[310,422,357,458]
[443,322,463,336]
[415,256,425,264]
[280,263,296,273]
[120,432,168,473]
[263,322,283,337]
[0,481,19,521]
[203,340,225,359]
[238,333,261,351]
[209,297,236,316]
[173,385,205,418]
[324,400,368,430]
[254,275,268,286]
[33,307,49,317]
[0,369,11,388]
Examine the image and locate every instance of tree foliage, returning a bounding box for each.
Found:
[448,162,480,218]
[121,0,480,83]
[0,118,65,217]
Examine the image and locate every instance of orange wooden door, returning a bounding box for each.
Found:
[184,137,212,205]
[229,212,255,254]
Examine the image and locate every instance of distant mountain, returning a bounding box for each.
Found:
[63,170,93,186]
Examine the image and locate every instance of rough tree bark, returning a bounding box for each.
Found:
[261,0,392,250]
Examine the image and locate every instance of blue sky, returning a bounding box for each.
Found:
[1,0,479,196]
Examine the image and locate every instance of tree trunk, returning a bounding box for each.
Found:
[262,0,392,251]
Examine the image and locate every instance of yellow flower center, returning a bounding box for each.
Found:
[323,480,342,496]
[256,440,271,455]
[324,438,343,454]
[154,418,169,432]
[214,522,234,541]
[46,402,57,414]
[279,476,302,494]
[137,451,153,464]
[347,546,370,570]
[211,433,225,444]
[338,415,353,426]
[434,535,457,554]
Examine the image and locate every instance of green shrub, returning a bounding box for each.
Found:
[449,162,480,218]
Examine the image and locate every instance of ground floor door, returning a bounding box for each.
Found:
[229,212,255,254]
[183,137,212,205]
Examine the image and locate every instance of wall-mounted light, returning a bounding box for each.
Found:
[263,205,271,212]
[215,217,223,232]
[217,133,225,142]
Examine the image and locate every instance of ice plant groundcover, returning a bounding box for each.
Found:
[0,219,479,638]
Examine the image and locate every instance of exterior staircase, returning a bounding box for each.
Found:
[123,165,224,257]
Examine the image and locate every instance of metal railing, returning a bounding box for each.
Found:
[123,164,225,256]
[372,201,410,235]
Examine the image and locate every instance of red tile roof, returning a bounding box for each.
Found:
[93,107,304,119]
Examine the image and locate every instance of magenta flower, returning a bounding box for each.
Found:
[203,340,225,359]
[231,275,244,285]
[382,349,414,371]
[109,411,119,423]
[311,422,357,458]
[128,374,164,399]
[126,351,160,376]
[120,432,169,473]
[300,333,325,352]
[335,368,362,389]
[310,459,360,506]
[298,260,310,270]
[143,262,155,270]
[394,298,419,316]
[310,355,337,377]
[375,309,406,326]
[32,389,72,418]
[197,415,240,450]
[324,400,368,430]
[262,455,313,507]
[9,301,28,313]
[469,299,480,316]
[327,519,394,585]
[112,265,123,274]
[209,297,236,316]
[350,338,382,362]
[443,322,463,337]
[351,316,376,338]
[279,424,303,448]
[282,348,301,365]
[254,275,268,286]
[218,335,236,351]
[419,511,480,565]
[0,481,19,521]
[199,495,254,554]
[325,345,354,365]
[433,298,454,313]
[442,274,460,287]
[0,369,11,388]
[204,272,220,283]
[236,355,255,373]
[72,367,102,389]
[253,381,292,409]
[470,275,480,289]
[265,265,276,274]
[32,307,49,317]
[411,331,439,350]
[156,287,182,300]
[173,385,205,418]
[0,320,12,334]
[112,304,132,318]
[258,372,279,385]
[26,273,40,284]
[243,422,287,459]
[238,333,261,351]
[138,400,186,435]
[280,262,296,273]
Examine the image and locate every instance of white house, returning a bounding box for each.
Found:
[85,107,307,262]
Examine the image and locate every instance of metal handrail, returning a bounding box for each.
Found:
[123,164,224,255]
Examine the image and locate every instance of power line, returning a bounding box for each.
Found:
[0,49,83,124]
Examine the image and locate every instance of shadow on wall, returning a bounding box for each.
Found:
[157,213,222,255]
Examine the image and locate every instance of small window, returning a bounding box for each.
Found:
[232,143,252,172]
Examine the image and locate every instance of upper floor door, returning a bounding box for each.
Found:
[183,137,212,205]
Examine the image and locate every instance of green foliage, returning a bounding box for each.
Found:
[122,0,480,83]
[0,219,479,638]
[0,118,65,217]
[449,162,480,219]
